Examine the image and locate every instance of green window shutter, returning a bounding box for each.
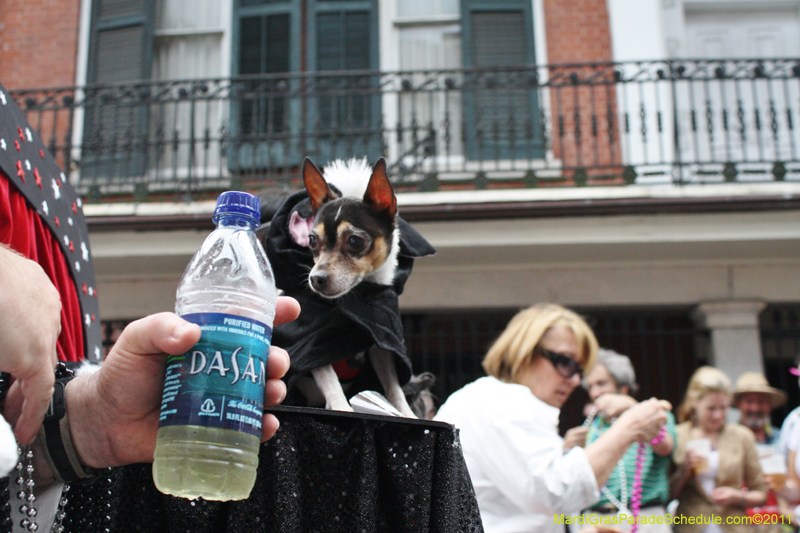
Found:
[88,0,153,84]
[237,12,291,135]
[82,0,154,180]
[231,0,299,170]
[316,10,370,71]
[471,11,527,67]
[461,0,542,160]
[308,0,379,162]
[461,0,535,68]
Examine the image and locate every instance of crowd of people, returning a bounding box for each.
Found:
[433,302,800,533]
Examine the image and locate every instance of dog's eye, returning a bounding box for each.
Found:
[308,234,318,248]
[347,235,366,251]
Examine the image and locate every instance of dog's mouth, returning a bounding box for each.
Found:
[310,285,350,299]
[307,277,360,299]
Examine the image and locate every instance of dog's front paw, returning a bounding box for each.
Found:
[326,398,354,412]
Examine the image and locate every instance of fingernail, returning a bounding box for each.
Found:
[172,322,193,339]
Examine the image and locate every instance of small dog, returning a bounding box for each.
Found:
[276,157,420,417]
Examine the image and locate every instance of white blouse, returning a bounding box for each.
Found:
[435,376,600,533]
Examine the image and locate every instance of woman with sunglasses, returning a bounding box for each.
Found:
[435,303,670,533]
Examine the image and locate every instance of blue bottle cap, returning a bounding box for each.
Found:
[212,191,261,224]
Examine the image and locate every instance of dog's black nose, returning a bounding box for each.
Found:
[309,272,328,292]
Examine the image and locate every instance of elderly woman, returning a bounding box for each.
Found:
[579,349,677,532]
[670,366,767,533]
[434,303,670,533]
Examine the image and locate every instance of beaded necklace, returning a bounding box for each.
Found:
[583,405,667,533]
[0,373,68,533]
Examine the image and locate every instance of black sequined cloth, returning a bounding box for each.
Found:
[51,407,483,533]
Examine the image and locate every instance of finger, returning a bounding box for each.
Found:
[264,377,287,408]
[274,296,300,326]
[114,313,201,358]
[261,413,280,442]
[266,346,290,380]
[2,382,23,429]
[14,363,56,444]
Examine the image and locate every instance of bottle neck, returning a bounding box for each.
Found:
[214,214,259,231]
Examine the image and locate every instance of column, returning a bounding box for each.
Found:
[692,300,767,383]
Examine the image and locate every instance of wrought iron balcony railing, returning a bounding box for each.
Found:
[11,59,800,202]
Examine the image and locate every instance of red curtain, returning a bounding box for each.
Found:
[0,172,84,362]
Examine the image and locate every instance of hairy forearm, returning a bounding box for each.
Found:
[64,375,123,469]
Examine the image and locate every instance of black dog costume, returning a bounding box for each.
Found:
[264,189,436,406]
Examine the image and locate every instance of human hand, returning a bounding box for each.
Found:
[594,393,637,419]
[563,426,589,450]
[682,448,706,475]
[614,397,670,443]
[711,486,745,507]
[0,244,60,444]
[66,296,301,469]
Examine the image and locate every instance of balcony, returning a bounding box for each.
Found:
[11,59,800,205]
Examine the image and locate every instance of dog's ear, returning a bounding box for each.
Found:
[303,158,337,213]
[364,158,396,218]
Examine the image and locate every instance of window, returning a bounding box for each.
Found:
[307,0,380,162]
[83,0,154,180]
[461,0,542,160]
[230,0,379,169]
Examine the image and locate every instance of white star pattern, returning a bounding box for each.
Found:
[74,261,81,272]
[0,91,6,105]
[25,160,31,171]
[77,198,82,208]
[25,128,32,142]
[88,286,94,296]
[95,346,101,360]
[67,217,73,226]
[81,241,89,262]
[42,200,49,216]
[63,234,69,246]
[0,139,5,151]
[51,179,61,200]
[60,172,66,181]
[85,314,91,327]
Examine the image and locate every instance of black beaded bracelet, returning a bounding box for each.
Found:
[37,362,99,484]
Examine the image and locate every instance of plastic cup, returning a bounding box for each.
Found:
[686,438,712,473]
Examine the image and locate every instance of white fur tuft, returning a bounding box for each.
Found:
[322,158,372,198]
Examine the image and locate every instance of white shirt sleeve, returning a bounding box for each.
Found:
[471,396,599,515]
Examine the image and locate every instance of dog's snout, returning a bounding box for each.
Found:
[309,272,328,292]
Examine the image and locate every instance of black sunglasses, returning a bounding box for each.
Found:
[539,348,583,379]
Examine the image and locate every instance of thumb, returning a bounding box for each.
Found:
[113,313,201,359]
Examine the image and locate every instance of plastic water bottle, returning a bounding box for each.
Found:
[152,191,276,501]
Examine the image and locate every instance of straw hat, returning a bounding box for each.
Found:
[732,372,787,409]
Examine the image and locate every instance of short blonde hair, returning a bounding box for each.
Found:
[482,303,599,384]
[677,366,731,423]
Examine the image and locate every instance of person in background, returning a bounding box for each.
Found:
[670,366,766,533]
[772,358,800,529]
[731,372,792,532]
[733,372,786,446]
[579,349,676,532]
[434,303,670,533]
[777,356,800,459]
